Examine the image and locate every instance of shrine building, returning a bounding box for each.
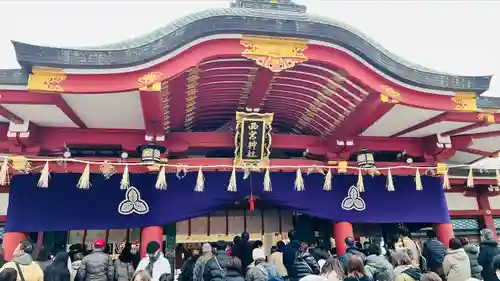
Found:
[0,0,499,265]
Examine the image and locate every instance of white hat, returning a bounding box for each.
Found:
[252,248,265,261]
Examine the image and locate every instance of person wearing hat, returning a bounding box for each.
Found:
[135,242,171,281]
[77,239,114,281]
[338,237,365,273]
[478,228,500,281]
[193,243,213,281]
[245,248,277,281]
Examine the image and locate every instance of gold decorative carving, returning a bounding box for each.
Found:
[478,113,495,124]
[28,68,67,92]
[380,86,400,104]
[184,68,199,130]
[138,72,163,91]
[240,36,308,72]
[162,82,171,133]
[452,92,477,111]
[9,156,31,172]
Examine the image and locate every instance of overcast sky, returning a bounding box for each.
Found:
[0,1,498,95]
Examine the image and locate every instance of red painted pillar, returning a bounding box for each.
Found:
[477,191,498,239]
[334,222,354,255]
[2,232,27,261]
[140,226,163,258]
[436,223,454,248]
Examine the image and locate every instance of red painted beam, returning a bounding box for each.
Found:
[330,93,394,139]
[0,91,86,128]
[7,157,436,175]
[392,113,447,137]
[56,96,87,128]
[246,68,274,108]
[466,130,500,139]
[458,147,493,157]
[0,106,23,124]
[140,91,164,137]
[40,39,466,113]
[442,122,486,137]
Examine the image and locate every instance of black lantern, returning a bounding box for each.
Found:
[137,142,166,164]
[357,148,375,168]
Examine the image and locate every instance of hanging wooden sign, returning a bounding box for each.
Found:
[234,111,274,168]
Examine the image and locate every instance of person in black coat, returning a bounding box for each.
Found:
[203,241,230,281]
[178,249,199,281]
[422,229,445,274]
[282,230,319,281]
[478,228,500,281]
[44,252,71,281]
[225,257,245,281]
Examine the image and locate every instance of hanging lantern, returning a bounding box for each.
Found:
[137,143,166,164]
[357,148,375,168]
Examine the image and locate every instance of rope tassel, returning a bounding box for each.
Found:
[323,168,332,191]
[0,158,9,186]
[443,169,451,190]
[37,161,50,188]
[497,169,500,186]
[194,167,205,192]
[120,165,130,190]
[294,168,304,191]
[155,166,167,190]
[77,164,91,189]
[467,167,474,188]
[357,169,364,192]
[386,169,395,191]
[263,167,272,192]
[415,169,423,191]
[227,167,237,192]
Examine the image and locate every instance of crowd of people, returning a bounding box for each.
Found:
[177,227,500,281]
[2,226,500,281]
[0,238,173,281]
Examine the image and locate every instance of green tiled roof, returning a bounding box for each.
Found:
[452,219,480,230]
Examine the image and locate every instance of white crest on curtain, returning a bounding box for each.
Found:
[118,186,149,215]
[341,185,366,211]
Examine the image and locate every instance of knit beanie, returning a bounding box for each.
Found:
[202,243,212,253]
[252,248,265,261]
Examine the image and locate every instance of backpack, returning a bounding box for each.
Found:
[256,264,283,281]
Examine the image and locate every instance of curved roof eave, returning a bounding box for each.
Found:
[10,8,492,92]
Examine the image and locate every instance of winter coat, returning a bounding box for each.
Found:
[478,239,500,281]
[283,241,319,281]
[442,248,471,281]
[245,262,277,281]
[268,252,287,277]
[225,257,245,281]
[77,249,114,281]
[364,254,394,281]
[36,261,53,273]
[463,244,482,280]
[203,250,230,281]
[136,253,171,281]
[422,238,445,270]
[233,242,254,272]
[113,259,134,281]
[395,237,420,268]
[339,247,366,273]
[70,261,82,281]
[1,253,44,281]
[194,254,213,281]
[179,256,198,281]
[394,265,421,281]
[343,273,371,281]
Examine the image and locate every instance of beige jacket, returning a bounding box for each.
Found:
[395,237,420,267]
[1,261,44,281]
[268,252,287,277]
[443,248,471,281]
